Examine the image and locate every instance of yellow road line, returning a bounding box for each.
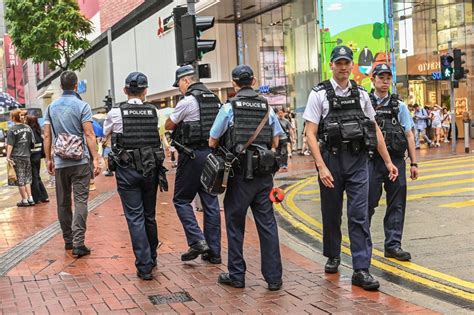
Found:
[298,178,474,196]
[440,199,474,208]
[279,178,474,293]
[417,163,474,173]
[275,201,474,301]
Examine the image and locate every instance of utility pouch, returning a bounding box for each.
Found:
[244,150,254,180]
[362,120,377,156]
[181,121,202,145]
[388,130,408,157]
[254,148,276,176]
[325,122,342,147]
[139,147,157,178]
[108,153,117,171]
[340,121,363,141]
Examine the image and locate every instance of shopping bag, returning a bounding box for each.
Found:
[7,162,17,186]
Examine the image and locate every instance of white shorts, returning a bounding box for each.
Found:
[432,121,442,129]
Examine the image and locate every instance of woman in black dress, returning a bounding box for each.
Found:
[27,115,49,203]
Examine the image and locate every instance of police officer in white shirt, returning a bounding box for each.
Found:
[303,46,398,291]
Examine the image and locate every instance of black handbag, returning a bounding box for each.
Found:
[201,147,235,195]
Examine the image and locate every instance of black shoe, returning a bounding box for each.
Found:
[352,270,380,291]
[201,252,222,264]
[385,247,411,261]
[72,245,91,257]
[27,200,35,206]
[64,243,73,250]
[324,256,341,273]
[217,273,245,288]
[267,280,283,291]
[181,240,210,261]
[136,271,153,281]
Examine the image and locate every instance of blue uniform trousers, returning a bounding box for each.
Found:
[173,147,221,257]
[223,172,282,284]
[368,156,407,250]
[319,149,372,270]
[116,166,159,274]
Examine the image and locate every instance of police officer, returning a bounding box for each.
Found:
[209,65,284,291]
[103,72,164,281]
[368,63,418,261]
[303,46,398,291]
[165,65,221,264]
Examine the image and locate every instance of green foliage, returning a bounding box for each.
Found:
[5,0,93,71]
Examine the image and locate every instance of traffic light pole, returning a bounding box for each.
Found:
[187,0,197,15]
[448,40,456,153]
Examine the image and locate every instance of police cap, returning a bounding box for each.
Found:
[173,65,196,87]
[372,63,393,77]
[232,65,254,83]
[125,72,148,89]
[330,45,353,62]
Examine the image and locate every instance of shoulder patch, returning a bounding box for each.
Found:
[312,84,325,93]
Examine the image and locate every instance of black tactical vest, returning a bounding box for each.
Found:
[316,80,377,155]
[174,82,220,147]
[224,87,273,153]
[370,93,408,157]
[113,102,161,150]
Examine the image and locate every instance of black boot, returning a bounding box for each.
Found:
[352,269,380,291]
[384,247,411,261]
[324,256,341,273]
[181,240,210,261]
[217,273,245,288]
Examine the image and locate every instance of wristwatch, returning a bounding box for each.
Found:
[410,163,418,168]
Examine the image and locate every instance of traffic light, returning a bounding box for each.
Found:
[453,48,468,80]
[440,54,454,80]
[181,14,216,63]
[173,6,216,65]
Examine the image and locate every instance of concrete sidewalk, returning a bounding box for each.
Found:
[0,157,443,313]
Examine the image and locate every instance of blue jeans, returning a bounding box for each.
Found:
[415,128,431,147]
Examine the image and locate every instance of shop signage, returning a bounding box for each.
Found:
[78,80,87,94]
[432,72,442,80]
[259,85,270,94]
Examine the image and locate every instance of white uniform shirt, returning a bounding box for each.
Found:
[170,95,200,124]
[103,98,159,136]
[303,78,376,124]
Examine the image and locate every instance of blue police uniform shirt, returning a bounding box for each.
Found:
[373,93,414,133]
[210,102,285,140]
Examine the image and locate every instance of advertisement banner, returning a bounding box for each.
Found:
[3,34,25,104]
[319,0,389,90]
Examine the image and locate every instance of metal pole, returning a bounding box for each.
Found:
[448,40,456,153]
[107,28,116,104]
[187,0,197,15]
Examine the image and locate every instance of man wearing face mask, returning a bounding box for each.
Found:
[303,46,398,291]
[165,65,222,264]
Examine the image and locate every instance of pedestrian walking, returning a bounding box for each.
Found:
[26,115,49,204]
[209,64,284,291]
[164,65,222,264]
[104,71,166,281]
[368,63,418,261]
[43,71,101,258]
[413,104,433,149]
[441,107,451,142]
[303,46,398,291]
[6,109,35,207]
[276,108,293,169]
[430,105,442,147]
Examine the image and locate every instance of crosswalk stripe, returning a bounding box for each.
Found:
[419,156,473,166]
[439,199,474,209]
[415,162,474,173]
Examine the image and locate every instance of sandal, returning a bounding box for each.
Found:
[17,200,31,207]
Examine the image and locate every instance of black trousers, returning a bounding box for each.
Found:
[30,154,48,203]
[224,173,282,283]
[116,166,159,274]
[368,156,407,250]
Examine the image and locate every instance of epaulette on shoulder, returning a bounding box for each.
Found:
[312,83,325,93]
[357,86,367,92]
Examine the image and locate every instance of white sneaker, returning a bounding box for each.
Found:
[444,140,449,143]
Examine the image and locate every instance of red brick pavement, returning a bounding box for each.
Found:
[0,157,443,314]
